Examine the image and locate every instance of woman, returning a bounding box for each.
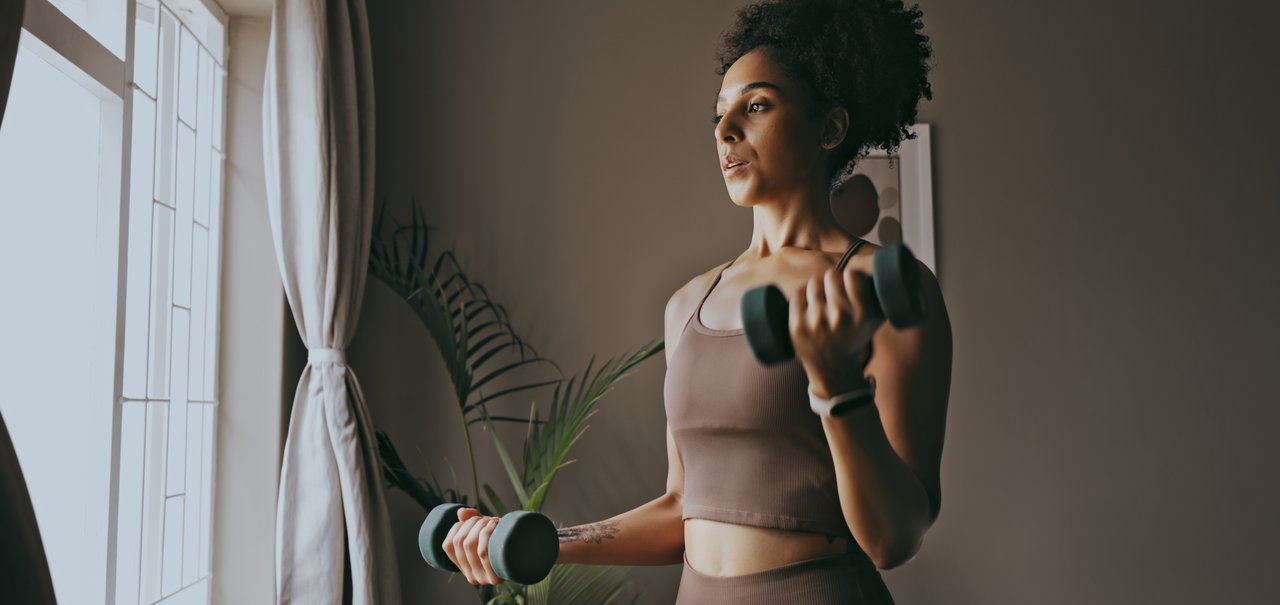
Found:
[443,0,950,602]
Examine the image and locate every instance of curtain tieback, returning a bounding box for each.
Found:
[309,347,346,365]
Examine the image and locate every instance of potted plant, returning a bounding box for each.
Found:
[368,199,659,604]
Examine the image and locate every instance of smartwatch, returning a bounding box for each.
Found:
[808,384,875,418]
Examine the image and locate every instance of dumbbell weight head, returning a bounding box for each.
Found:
[420,503,466,573]
[871,241,929,330]
[489,510,559,586]
[740,283,793,365]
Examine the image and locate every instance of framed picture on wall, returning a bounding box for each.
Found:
[831,123,936,275]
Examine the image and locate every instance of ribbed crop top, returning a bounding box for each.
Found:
[663,239,868,541]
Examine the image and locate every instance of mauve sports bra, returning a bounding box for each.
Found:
[663,239,868,542]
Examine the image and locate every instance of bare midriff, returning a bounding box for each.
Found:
[683,518,852,577]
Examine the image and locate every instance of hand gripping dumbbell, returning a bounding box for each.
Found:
[741,242,930,365]
[419,503,559,585]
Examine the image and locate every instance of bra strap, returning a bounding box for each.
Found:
[680,241,862,337]
[680,258,737,337]
[836,238,867,271]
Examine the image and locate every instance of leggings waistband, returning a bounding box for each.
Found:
[681,551,858,584]
[676,550,897,604]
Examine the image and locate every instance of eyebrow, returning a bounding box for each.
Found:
[715,81,784,107]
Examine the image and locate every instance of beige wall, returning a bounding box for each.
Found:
[357,1,1280,603]
[212,15,283,605]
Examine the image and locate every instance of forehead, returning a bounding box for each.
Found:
[717,47,792,104]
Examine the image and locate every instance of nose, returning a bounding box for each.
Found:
[715,113,741,143]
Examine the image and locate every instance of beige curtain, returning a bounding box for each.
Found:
[262,0,399,603]
[0,3,57,604]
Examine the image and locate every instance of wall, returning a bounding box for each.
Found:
[360,1,1280,603]
[211,15,283,605]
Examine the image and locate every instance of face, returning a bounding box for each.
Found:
[713,47,845,206]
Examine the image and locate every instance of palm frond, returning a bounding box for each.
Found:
[479,406,531,507]
[465,379,563,415]
[519,339,664,512]
[524,563,639,605]
[482,482,510,518]
[368,198,560,425]
[374,428,441,511]
[465,414,549,429]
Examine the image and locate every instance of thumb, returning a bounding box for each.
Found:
[456,507,481,522]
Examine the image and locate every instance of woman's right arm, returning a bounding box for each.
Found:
[555,421,685,566]
[450,423,685,584]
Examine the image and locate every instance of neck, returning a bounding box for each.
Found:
[744,180,850,259]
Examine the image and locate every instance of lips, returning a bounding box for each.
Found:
[722,156,749,171]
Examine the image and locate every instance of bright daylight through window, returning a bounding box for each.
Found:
[0,1,227,603]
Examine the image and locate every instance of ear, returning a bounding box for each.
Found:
[820,107,850,150]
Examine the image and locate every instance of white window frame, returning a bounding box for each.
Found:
[14,1,230,603]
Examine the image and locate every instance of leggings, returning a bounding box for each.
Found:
[675,549,895,604]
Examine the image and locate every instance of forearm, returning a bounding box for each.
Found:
[555,492,685,566]
[819,403,931,569]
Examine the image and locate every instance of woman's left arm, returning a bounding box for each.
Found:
[804,258,953,570]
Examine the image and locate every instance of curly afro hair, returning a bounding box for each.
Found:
[714,0,934,196]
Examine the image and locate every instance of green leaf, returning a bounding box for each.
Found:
[465,414,547,429]
[480,407,530,507]
[482,483,509,517]
[465,379,561,414]
[525,563,637,605]
[470,358,546,393]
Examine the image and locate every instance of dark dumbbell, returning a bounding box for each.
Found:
[741,242,929,365]
[419,503,559,585]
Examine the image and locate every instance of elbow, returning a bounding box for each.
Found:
[870,490,939,569]
[868,534,923,571]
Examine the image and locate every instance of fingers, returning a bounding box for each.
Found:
[797,273,823,334]
[446,514,481,581]
[824,268,849,327]
[475,518,500,584]
[791,265,874,353]
[808,271,826,318]
[797,269,852,329]
[443,508,503,585]
[790,277,807,336]
[442,509,471,568]
[461,516,489,584]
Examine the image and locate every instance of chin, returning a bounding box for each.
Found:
[724,184,760,207]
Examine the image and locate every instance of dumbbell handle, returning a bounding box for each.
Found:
[419,503,559,585]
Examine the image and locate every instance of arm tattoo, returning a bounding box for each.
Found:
[557,520,621,545]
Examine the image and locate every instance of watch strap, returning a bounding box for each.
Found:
[808,384,875,417]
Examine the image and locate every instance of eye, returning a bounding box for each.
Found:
[710,102,767,125]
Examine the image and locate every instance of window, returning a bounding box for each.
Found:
[0,1,227,604]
